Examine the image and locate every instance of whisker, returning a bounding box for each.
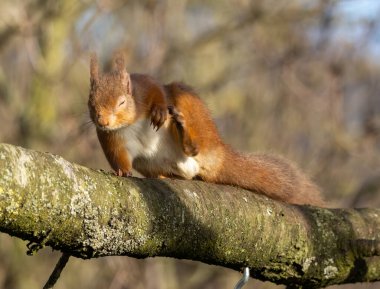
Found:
[80,118,95,133]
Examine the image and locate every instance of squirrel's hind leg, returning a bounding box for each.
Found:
[168,105,199,156]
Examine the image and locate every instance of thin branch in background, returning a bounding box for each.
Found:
[42,253,71,289]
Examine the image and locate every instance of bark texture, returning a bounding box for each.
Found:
[0,143,379,288]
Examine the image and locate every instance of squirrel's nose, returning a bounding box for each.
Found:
[97,115,109,127]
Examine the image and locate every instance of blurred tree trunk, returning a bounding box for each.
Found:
[22,1,82,142]
[0,142,379,289]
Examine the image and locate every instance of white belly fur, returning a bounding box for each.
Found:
[117,118,199,179]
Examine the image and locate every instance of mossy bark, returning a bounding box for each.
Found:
[0,143,379,288]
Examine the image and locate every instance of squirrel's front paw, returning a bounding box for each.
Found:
[150,104,168,131]
[115,169,133,177]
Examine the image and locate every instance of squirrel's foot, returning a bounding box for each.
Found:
[150,104,168,131]
[114,169,133,177]
[168,105,199,157]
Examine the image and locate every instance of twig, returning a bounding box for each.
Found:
[43,253,71,289]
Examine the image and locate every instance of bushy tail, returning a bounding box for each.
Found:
[215,148,325,206]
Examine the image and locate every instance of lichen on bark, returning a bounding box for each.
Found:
[0,143,379,288]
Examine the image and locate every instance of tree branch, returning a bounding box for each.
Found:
[0,143,379,288]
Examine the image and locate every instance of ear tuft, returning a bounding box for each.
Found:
[114,52,132,95]
[90,53,99,85]
[114,52,126,73]
[121,70,132,95]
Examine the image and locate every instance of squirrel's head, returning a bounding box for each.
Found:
[88,53,136,131]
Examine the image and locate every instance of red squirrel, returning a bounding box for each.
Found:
[88,54,324,206]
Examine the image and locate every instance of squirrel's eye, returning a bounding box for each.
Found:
[119,100,126,107]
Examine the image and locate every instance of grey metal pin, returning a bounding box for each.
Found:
[234,267,250,289]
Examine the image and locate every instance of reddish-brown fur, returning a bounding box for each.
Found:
[165,83,221,152]
[89,55,325,206]
[164,82,325,206]
[96,129,132,176]
[89,55,168,176]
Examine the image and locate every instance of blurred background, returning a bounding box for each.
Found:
[0,0,379,288]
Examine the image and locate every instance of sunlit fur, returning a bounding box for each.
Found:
[88,73,137,130]
[164,82,325,206]
[89,55,325,206]
[88,55,199,180]
[120,118,200,179]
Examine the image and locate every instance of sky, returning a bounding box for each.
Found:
[336,0,380,56]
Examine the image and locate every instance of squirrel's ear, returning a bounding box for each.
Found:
[114,53,132,95]
[90,53,99,85]
[121,70,132,95]
[114,53,125,73]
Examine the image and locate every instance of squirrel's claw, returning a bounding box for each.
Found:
[114,169,133,177]
[168,105,175,116]
[168,105,184,125]
[150,104,167,131]
[169,105,183,124]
